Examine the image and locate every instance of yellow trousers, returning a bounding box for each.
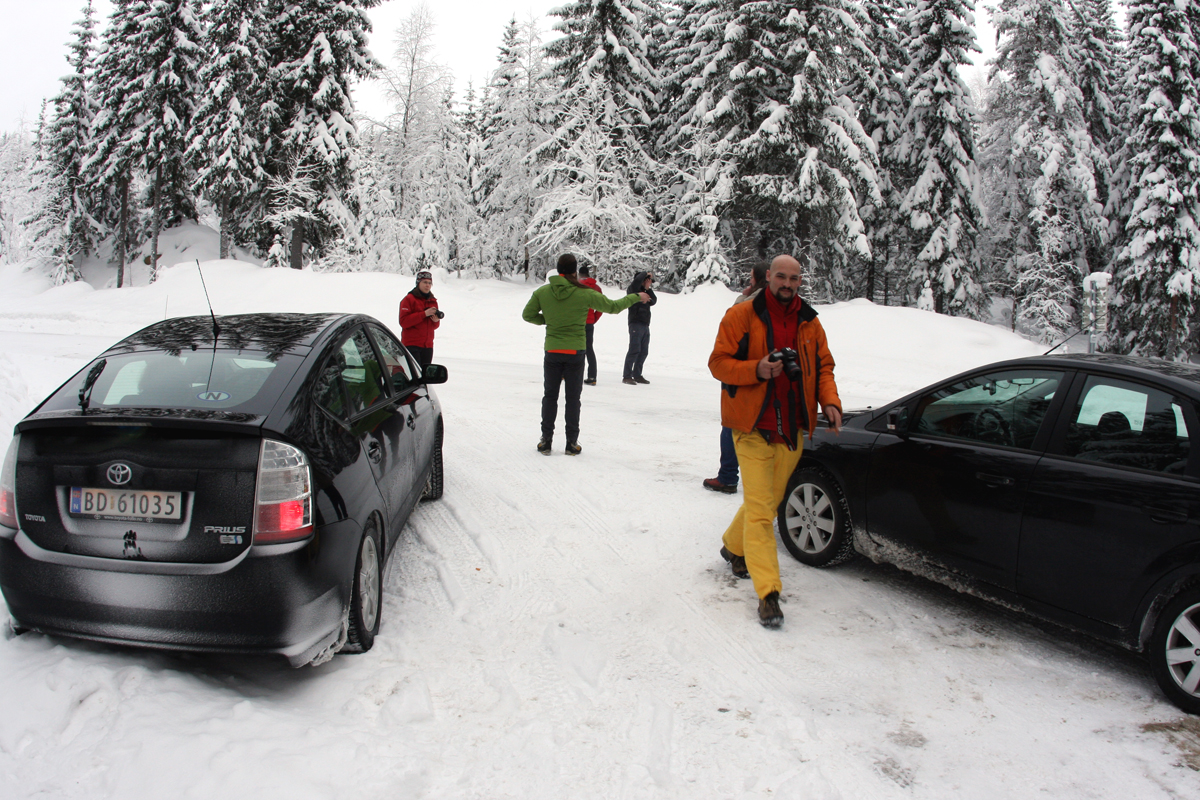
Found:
[722,430,803,599]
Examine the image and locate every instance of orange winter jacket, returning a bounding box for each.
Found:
[708,291,841,444]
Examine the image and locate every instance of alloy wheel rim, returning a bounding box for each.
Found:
[1165,601,1200,697]
[785,483,836,554]
[360,536,380,631]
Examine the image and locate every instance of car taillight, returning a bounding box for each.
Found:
[0,434,18,530]
[253,439,313,544]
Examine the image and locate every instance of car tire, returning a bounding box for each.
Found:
[343,519,382,654]
[777,466,856,567]
[421,422,444,502]
[1149,586,1200,714]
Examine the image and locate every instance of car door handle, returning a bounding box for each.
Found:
[975,472,1014,487]
[1145,505,1188,524]
[367,441,382,463]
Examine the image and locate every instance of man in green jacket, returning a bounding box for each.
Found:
[523,253,650,455]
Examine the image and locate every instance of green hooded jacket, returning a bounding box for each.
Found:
[522,275,641,351]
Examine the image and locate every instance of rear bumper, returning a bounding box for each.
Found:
[0,519,361,665]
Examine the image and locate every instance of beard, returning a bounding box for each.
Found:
[772,286,795,305]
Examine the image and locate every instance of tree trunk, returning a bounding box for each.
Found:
[219,198,232,260]
[289,218,304,269]
[149,163,162,284]
[117,179,128,288]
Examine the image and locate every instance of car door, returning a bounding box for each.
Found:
[366,324,438,493]
[1018,372,1200,629]
[333,327,415,537]
[865,368,1066,590]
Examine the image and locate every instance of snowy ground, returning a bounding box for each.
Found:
[1,234,1198,798]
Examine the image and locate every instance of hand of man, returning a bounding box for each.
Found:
[637,292,651,303]
[824,406,843,433]
[424,307,438,317]
[756,353,782,380]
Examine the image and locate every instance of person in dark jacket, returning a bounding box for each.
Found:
[622,271,656,385]
[579,265,604,385]
[399,270,441,368]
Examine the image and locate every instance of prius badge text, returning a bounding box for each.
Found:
[206,525,247,545]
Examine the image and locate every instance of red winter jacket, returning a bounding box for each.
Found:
[581,277,604,324]
[399,289,440,348]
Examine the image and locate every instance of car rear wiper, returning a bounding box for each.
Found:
[78,359,107,414]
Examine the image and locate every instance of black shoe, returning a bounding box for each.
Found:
[537,437,552,455]
[758,591,783,628]
[703,478,737,494]
[565,441,581,456]
[622,377,637,385]
[584,378,597,386]
[720,546,750,579]
[634,376,650,384]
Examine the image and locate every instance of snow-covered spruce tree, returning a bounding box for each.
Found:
[262,0,380,269]
[418,90,476,273]
[1073,0,1123,216]
[676,120,734,291]
[896,0,985,315]
[86,0,147,287]
[526,82,657,279]
[857,0,913,304]
[119,0,204,281]
[0,132,40,265]
[1109,0,1200,359]
[188,0,270,260]
[658,1,880,296]
[480,16,551,275]
[29,0,100,284]
[982,0,1108,342]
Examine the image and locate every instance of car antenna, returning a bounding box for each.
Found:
[196,260,220,394]
[1042,327,1083,356]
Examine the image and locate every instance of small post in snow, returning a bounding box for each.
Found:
[1083,272,1111,354]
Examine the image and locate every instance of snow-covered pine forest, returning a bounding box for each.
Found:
[1,0,1198,360]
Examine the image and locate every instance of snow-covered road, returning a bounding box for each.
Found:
[0,254,1197,798]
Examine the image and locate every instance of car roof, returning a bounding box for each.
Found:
[978,353,1200,395]
[104,313,352,359]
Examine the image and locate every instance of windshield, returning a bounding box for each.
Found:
[37,350,305,416]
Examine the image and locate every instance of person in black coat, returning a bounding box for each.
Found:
[622,271,656,384]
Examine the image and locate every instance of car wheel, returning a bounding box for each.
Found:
[421,422,444,502]
[777,466,856,567]
[343,519,382,653]
[1149,586,1200,714]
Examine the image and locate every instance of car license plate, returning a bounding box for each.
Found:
[69,487,183,521]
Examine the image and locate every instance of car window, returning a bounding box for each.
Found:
[314,359,349,420]
[367,324,415,392]
[1062,375,1191,475]
[39,350,300,415]
[338,329,387,416]
[913,370,1063,449]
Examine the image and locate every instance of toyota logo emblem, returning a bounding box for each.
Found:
[107,463,133,486]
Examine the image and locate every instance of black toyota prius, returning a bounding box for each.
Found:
[0,312,446,666]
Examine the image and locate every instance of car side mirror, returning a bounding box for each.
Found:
[887,406,908,434]
[421,364,448,385]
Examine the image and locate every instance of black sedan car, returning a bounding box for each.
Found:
[0,313,445,666]
[776,354,1200,713]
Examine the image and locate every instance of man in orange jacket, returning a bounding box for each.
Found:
[708,255,842,627]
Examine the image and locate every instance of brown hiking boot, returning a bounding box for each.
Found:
[758,591,783,628]
[720,546,749,579]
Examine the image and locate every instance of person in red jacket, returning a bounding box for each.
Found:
[579,265,603,385]
[399,270,441,368]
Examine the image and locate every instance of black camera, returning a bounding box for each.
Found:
[768,347,802,381]
[435,310,445,319]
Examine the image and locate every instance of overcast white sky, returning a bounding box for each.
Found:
[0,0,995,134]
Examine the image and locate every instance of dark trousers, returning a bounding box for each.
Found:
[408,346,433,368]
[718,426,739,486]
[623,323,650,379]
[541,352,585,442]
[585,323,597,381]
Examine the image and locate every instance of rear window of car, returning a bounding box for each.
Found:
[39,350,305,416]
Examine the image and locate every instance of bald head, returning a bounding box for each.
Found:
[767,255,802,305]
